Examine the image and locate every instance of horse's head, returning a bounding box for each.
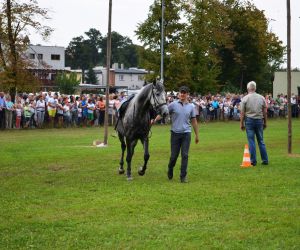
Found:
[151,81,169,117]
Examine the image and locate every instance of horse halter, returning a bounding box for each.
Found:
[150,83,167,111]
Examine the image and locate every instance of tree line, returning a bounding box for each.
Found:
[135,0,284,93]
[1,0,286,95]
[65,29,140,83]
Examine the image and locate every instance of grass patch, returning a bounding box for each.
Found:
[0,119,299,249]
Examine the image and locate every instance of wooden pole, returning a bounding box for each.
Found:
[160,0,165,83]
[287,0,292,154]
[104,0,112,145]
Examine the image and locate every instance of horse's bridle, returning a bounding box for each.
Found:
[150,84,167,111]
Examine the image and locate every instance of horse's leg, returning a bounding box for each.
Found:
[138,138,149,176]
[118,133,126,174]
[126,138,137,181]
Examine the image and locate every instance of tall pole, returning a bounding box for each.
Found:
[104,0,112,145]
[160,0,165,83]
[286,0,292,154]
[287,0,292,154]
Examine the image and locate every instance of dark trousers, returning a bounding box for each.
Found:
[99,110,105,125]
[0,109,5,129]
[291,104,298,117]
[168,131,191,179]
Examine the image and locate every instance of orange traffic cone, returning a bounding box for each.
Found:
[240,144,252,168]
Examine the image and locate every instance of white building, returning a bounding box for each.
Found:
[114,68,147,89]
[273,71,300,97]
[25,44,65,89]
[77,64,147,90]
[26,44,65,70]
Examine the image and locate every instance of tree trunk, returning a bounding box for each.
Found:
[0,14,7,69]
[6,0,18,98]
[6,0,17,73]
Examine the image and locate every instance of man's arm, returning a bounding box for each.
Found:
[240,111,245,131]
[263,106,267,129]
[151,114,162,125]
[240,100,246,131]
[191,117,199,144]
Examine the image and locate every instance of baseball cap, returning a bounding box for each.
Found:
[179,86,190,93]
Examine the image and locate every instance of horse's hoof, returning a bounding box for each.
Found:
[138,167,146,176]
[138,170,145,176]
[119,168,125,175]
[127,176,133,181]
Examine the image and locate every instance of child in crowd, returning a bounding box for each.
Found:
[23,102,31,128]
[87,99,95,126]
[15,102,23,129]
[77,107,82,127]
[63,97,71,127]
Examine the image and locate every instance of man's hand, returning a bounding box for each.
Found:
[240,124,245,131]
[195,136,199,144]
[263,123,267,130]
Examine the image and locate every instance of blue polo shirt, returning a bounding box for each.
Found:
[168,100,196,133]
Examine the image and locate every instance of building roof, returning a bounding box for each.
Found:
[29,44,65,49]
[114,68,147,74]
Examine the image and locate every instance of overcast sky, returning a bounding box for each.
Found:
[30,0,300,68]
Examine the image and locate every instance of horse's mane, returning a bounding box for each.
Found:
[135,82,165,101]
[155,82,165,92]
[134,84,153,101]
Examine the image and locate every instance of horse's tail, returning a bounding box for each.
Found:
[114,117,120,131]
[115,116,124,136]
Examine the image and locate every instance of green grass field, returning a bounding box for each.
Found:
[1,119,299,249]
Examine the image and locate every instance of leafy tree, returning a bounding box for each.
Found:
[65,29,102,81]
[183,0,233,93]
[136,0,185,89]
[136,0,231,92]
[136,0,284,93]
[55,72,80,94]
[218,0,284,93]
[85,67,97,84]
[0,0,52,96]
[66,29,139,76]
[101,31,139,67]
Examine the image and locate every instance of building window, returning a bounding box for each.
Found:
[37,54,43,60]
[51,54,60,60]
[50,73,56,81]
[138,75,144,81]
[29,53,35,59]
[119,75,124,81]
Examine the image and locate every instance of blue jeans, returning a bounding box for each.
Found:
[168,131,191,179]
[245,117,268,165]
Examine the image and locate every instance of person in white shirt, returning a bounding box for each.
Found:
[36,95,45,128]
[29,99,36,128]
[108,94,115,126]
[223,95,232,121]
[47,93,58,127]
[56,97,64,128]
[87,99,95,126]
[63,97,71,127]
[291,94,298,117]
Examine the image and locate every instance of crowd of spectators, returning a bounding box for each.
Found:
[0,90,299,130]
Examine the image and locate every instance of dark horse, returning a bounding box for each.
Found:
[115,81,168,180]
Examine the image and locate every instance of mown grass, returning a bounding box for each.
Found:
[0,119,299,249]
